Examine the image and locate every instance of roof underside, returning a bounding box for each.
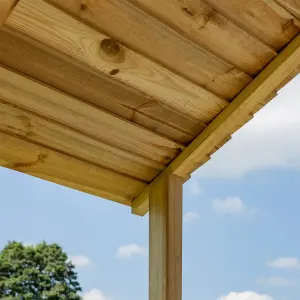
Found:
[0,0,299,215]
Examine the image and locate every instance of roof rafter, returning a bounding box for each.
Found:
[132,33,300,216]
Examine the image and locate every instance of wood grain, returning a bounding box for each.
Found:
[275,0,300,18]
[5,0,228,122]
[132,32,300,215]
[0,0,18,24]
[204,0,299,50]
[262,0,300,27]
[169,33,300,178]
[0,66,183,164]
[0,28,203,144]
[149,174,183,300]
[0,99,164,182]
[47,0,252,100]
[130,0,277,75]
[0,131,147,205]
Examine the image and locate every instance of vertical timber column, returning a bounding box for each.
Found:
[149,174,183,300]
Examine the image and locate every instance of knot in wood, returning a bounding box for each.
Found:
[100,39,120,57]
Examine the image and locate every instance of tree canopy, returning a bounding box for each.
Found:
[0,241,82,299]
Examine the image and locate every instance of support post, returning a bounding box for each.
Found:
[149,173,183,300]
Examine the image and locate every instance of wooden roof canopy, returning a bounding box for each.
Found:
[1,0,300,216]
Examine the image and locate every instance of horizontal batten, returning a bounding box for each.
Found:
[205,0,299,50]
[0,28,204,143]
[0,66,183,164]
[6,0,228,122]
[0,99,164,182]
[130,0,277,75]
[0,131,146,205]
[274,0,300,19]
[46,0,252,100]
[132,32,300,215]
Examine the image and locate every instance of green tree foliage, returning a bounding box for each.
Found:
[0,241,82,299]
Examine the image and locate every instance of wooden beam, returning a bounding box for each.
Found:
[129,0,276,75]
[149,174,183,300]
[0,27,205,144]
[204,0,299,50]
[262,0,300,27]
[0,66,183,165]
[6,0,228,122]
[47,0,252,100]
[132,33,300,215]
[274,0,300,19]
[0,0,18,25]
[0,131,146,205]
[0,99,163,182]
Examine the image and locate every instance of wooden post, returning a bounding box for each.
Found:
[149,173,183,300]
[0,0,18,25]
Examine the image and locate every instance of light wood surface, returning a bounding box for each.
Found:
[275,0,300,18]
[0,99,163,182]
[204,0,299,50]
[132,32,300,215]
[6,0,228,122]
[130,0,277,75]
[1,2,300,300]
[170,33,300,177]
[0,0,299,215]
[0,0,18,24]
[262,0,300,27]
[0,66,183,165]
[149,174,183,300]
[47,0,252,100]
[0,131,146,205]
[0,27,203,144]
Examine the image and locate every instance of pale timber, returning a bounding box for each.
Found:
[0,2,300,300]
[0,0,18,25]
[132,33,300,216]
[6,0,228,122]
[149,174,183,300]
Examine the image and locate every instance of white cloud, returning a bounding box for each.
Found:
[257,276,295,287]
[83,288,110,300]
[194,75,300,179]
[218,291,274,300]
[188,178,203,195]
[116,244,147,259]
[183,211,200,223]
[213,196,248,215]
[267,257,300,269]
[69,255,92,268]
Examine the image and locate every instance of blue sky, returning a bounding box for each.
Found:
[1,75,300,300]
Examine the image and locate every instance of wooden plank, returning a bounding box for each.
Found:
[0,131,147,205]
[0,99,164,182]
[132,33,300,215]
[0,66,183,164]
[263,0,300,27]
[46,0,252,100]
[274,0,300,18]
[131,186,150,215]
[6,0,228,121]
[0,0,18,24]
[169,31,300,173]
[149,174,183,300]
[0,28,204,144]
[130,0,277,75]
[204,0,299,50]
